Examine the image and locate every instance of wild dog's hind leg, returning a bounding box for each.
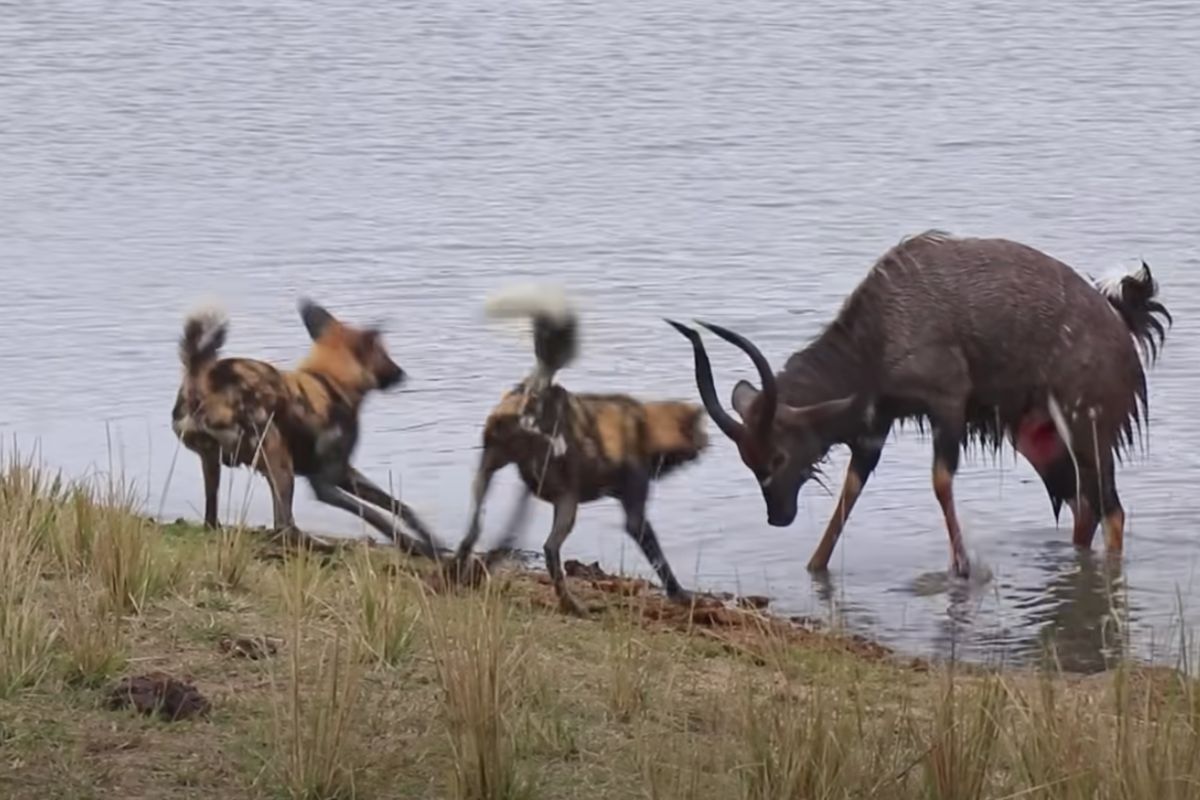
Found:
[619,470,691,604]
[544,495,585,616]
[201,447,222,529]
[255,433,297,538]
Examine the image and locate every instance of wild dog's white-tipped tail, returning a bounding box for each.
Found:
[484,282,579,379]
[180,303,229,375]
[483,282,574,324]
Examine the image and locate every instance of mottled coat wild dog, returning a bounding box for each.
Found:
[170,299,439,556]
[670,231,1171,578]
[451,285,708,615]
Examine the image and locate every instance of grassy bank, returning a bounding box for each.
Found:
[2,453,1200,799]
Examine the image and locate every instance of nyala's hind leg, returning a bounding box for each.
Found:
[1095,456,1124,553]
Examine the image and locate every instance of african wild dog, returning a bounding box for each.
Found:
[450,284,709,615]
[670,231,1171,578]
[170,299,441,556]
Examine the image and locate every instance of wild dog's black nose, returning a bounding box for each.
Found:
[378,364,405,390]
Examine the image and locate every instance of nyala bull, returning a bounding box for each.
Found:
[670,231,1171,578]
[450,285,708,615]
[170,299,440,556]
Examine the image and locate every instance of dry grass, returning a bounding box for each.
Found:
[421,579,531,800]
[0,453,60,697]
[56,573,127,687]
[347,546,419,670]
[268,563,367,800]
[208,524,256,592]
[4,455,1200,800]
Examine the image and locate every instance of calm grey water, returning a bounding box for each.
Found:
[3,0,1198,672]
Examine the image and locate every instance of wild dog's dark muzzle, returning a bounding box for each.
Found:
[378,364,405,390]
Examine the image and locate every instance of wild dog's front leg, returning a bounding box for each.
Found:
[453,447,509,564]
[340,466,442,551]
[309,476,441,559]
[544,495,585,616]
[619,472,691,605]
[201,448,222,529]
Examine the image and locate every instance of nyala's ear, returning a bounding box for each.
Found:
[777,394,857,429]
[730,380,760,420]
[298,299,336,341]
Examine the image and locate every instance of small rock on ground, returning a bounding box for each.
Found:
[218,635,280,660]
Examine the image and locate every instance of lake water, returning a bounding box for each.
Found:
[3,0,1199,672]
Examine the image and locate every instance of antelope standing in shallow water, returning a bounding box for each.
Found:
[669,231,1171,578]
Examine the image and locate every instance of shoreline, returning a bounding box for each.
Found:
[5,471,1198,798]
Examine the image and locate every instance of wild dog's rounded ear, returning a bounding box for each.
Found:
[731,380,760,420]
[298,299,336,340]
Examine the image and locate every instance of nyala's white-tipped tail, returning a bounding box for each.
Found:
[484,283,574,325]
[1093,260,1171,363]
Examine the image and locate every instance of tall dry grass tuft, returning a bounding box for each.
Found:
[1004,674,1101,800]
[1106,663,1200,800]
[736,683,855,799]
[88,480,173,615]
[602,606,656,723]
[276,547,331,619]
[269,547,367,800]
[208,523,255,592]
[421,579,531,800]
[56,573,127,687]
[919,672,1004,800]
[0,553,57,698]
[346,546,419,670]
[638,698,727,800]
[0,451,60,697]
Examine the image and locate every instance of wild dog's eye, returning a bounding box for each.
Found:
[354,331,380,358]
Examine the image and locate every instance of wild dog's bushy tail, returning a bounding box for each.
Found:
[179,307,228,376]
[484,283,578,381]
[1095,261,1173,363]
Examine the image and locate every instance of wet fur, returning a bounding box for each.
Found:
[673,230,1172,575]
[452,287,708,614]
[170,300,440,557]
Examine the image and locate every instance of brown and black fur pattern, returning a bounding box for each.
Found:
[671,231,1172,579]
[170,300,441,557]
[452,286,708,615]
